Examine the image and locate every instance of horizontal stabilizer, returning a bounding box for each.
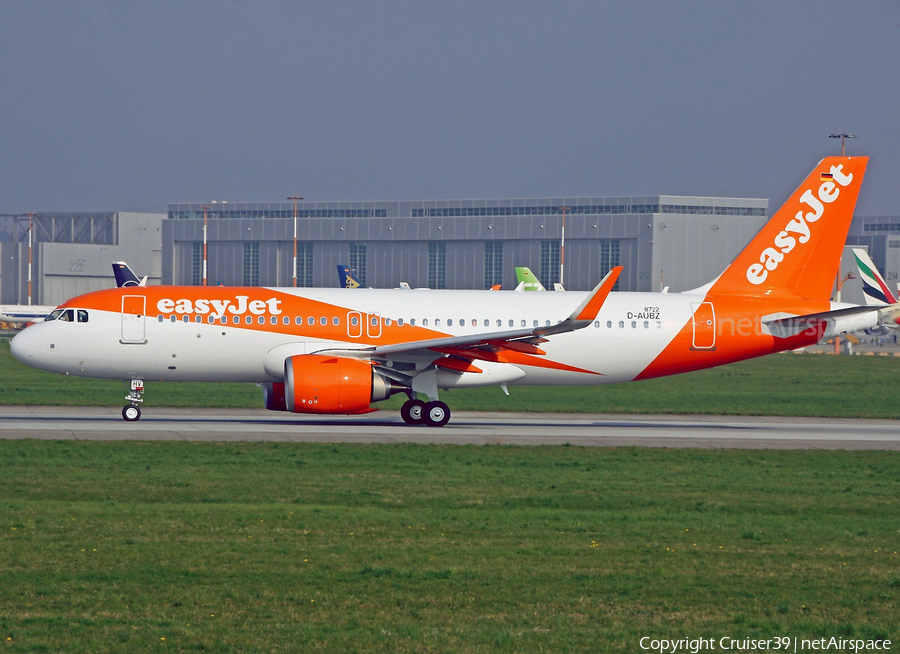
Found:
[764,305,882,340]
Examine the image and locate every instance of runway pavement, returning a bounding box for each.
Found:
[0,406,896,449]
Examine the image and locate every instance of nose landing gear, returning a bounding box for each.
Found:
[123,379,144,422]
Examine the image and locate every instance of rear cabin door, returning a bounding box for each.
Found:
[121,295,147,344]
[690,302,716,350]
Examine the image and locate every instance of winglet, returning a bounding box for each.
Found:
[532,266,622,337]
[573,266,622,321]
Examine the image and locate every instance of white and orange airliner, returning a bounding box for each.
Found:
[10,157,885,426]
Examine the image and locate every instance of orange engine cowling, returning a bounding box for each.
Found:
[284,354,396,414]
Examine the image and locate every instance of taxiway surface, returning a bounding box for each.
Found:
[0,406,896,449]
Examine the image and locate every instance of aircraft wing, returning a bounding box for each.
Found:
[319,267,622,364]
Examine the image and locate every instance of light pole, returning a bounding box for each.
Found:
[829,132,857,156]
[201,205,210,286]
[26,212,35,305]
[287,196,304,287]
[558,206,570,289]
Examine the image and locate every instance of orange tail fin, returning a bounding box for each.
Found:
[710,156,868,300]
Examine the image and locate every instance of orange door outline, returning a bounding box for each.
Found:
[691,302,716,350]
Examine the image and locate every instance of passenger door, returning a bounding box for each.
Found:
[121,295,147,344]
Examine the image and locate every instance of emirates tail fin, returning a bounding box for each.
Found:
[709,156,868,300]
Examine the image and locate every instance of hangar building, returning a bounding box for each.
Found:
[164,196,769,293]
[0,212,163,306]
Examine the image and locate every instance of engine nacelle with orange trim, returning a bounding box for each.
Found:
[283,354,400,414]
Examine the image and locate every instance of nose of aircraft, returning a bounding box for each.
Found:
[9,326,36,364]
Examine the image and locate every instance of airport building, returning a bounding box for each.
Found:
[5,200,896,306]
[164,196,769,293]
[0,212,164,306]
[842,216,900,305]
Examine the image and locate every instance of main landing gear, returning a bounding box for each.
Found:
[122,379,144,422]
[400,397,450,427]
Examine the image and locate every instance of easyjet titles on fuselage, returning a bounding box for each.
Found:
[745,163,854,285]
[156,295,283,318]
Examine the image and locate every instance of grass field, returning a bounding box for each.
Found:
[2,342,900,418]
[1,441,897,651]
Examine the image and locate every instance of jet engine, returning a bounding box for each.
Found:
[283,354,402,414]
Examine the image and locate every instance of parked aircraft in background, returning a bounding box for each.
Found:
[852,248,900,328]
[113,261,147,288]
[11,157,885,427]
[337,265,362,289]
[514,267,546,291]
[0,304,56,324]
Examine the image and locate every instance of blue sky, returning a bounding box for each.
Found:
[1,1,897,214]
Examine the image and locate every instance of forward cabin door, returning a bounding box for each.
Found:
[690,302,716,350]
[121,295,147,344]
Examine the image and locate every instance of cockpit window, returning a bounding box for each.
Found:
[57,309,75,322]
[77,310,89,323]
[46,309,63,322]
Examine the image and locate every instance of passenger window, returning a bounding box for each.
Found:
[509,320,514,327]
[398,318,405,326]
[533,320,539,327]
[171,315,177,323]
[631,321,637,328]
[233,316,240,325]
[245,316,252,325]
[183,316,190,323]
[459,319,464,327]
[484,319,490,327]
[496,319,502,327]
[158,315,164,323]
[282,316,289,325]
[77,310,89,323]
[208,316,216,324]
[644,321,649,329]
[307,317,314,326]
[350,316,359,326]
[195,315,202,324]
[321,317,328,326]
[220,316,227,325]
[521,319,526,327]
[258,316,265,325]
[271,316,277,325]
[471,319,477,327]
[619,321,624,328]
[332,317,339,326]
[607,321,612,328]
[435,319,442,326]
[423,318,429,326]
[410,319,416,326]
[384,318,392,326]
[295,317,302,325]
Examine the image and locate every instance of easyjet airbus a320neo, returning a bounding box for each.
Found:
[11,157,885,426]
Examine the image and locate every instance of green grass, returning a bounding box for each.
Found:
[3,342,900,418]
[0,442,897,651]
